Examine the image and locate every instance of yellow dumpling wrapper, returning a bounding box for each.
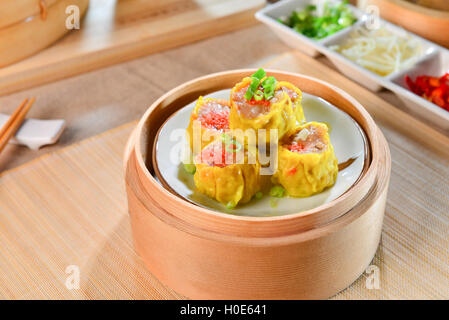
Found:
[276,81,305,125]
[186,96,230,151]
[272,122,338,197]
[193,138,260,207]
[229,77,297,144]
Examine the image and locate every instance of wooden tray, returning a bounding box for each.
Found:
[0,51,448,299]
[0,0,264,96]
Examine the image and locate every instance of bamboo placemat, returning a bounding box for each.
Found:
[0,51,448,299]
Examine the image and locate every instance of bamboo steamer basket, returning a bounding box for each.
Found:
[0,0,89,67]
[124,70,391,299]
[0,0,60,29]
[360,0,449,48]
[414,0,449,11]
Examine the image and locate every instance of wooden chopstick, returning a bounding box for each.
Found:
[0,98,35,154]
[0,98,28,138]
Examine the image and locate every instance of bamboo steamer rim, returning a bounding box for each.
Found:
[0,0,90,67]
[127,130,390,247]
[371,0,449,18]
[0,0,61,30]
[127,69,384,239]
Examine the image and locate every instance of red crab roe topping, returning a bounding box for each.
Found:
[197,101,230,131]
[286,142,305,153]
[284,125,327,154]
[197,140,241,168]
[199,144,227,168]
[246,98,271,107]
[231,84,274,119]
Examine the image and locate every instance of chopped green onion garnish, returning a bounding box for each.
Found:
[226,202,236,210]
[270,185,286,198]
[183,163,196,174]
[244,69,278,101]
[254,90,264,101]
[261,76,277,88]
[252,68,266,80]
[263,87,275,100]
[221,133,242,153]
[254,191,263,200]
[221,133,231,144]
[225,140,242,153]
[249,77,260,91]
[244,86,254,100]
[246,76,262,100]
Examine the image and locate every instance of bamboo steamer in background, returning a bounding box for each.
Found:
[414,0,449,11]
[0,0,60,29]
[124,70,391,299]
[0,0,89,67]
[359,0,449,48]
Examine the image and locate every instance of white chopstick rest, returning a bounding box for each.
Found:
[0,114,66,150]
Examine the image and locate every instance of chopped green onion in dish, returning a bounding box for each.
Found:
[278,0,357,40]
[270,185,286,198]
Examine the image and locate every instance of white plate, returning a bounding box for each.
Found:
[256,0,449,129]
[154,89,367,217]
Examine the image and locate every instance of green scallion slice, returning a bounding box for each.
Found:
[245,68,278,101]
[249,77,260,91]
[252,68,266,80]
[262,76,277,88]
[225,140,242,153]
[269,185,286,198]
[183,163,196,174]
[226,202,236,210]
[244,86,254,100]
[254,90,264,101]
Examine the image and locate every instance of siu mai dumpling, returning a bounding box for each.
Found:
[275,81,305,124]
[186,96,230,151]
[272,122,338,197]
[229,69,297,144]
[193,135,260,208]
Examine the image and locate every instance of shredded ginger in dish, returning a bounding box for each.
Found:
[330,26,424,76]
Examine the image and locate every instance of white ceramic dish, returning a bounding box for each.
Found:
[255,0,364,57]
[324,18,436,91]
[154,89,367,217]
[256,0,449,129]
[387,50,449,129]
